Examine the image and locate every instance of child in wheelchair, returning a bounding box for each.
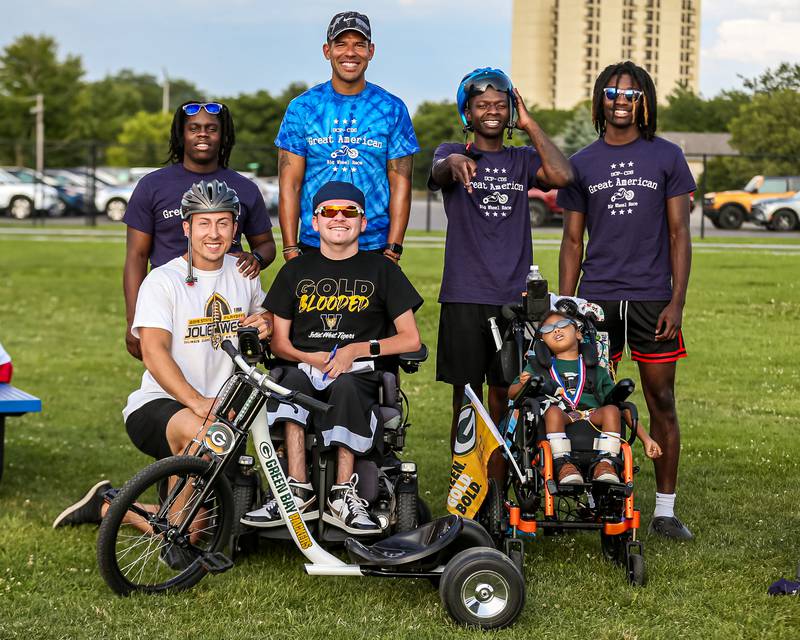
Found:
[508,309,662,487]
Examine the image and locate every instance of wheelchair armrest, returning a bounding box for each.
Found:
[398,344,428,374]
[603,378,635,406]
[619,401,639,445]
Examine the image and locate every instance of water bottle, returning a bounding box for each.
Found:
[525,265,549,321]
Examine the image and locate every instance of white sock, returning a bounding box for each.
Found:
[654,492,676,518]
[546,432,567,441]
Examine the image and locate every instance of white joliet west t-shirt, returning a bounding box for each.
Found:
[123,255,266,421]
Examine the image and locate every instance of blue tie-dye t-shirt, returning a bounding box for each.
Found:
[275,81,420,250]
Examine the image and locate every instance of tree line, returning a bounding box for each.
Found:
[1,35,799,193]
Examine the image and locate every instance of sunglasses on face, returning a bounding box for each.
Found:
[182,102,223,116]
[539,318,575,335]
[603,87,643,102]
[314,204,364,218]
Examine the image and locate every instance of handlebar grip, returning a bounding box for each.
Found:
[294,392,332,415]
[501,303,525,321]
[221,339,239,359]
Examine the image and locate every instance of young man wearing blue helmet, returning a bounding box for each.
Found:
[429,68,573,471]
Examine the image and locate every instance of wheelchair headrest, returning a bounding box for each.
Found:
[532,338,599,368]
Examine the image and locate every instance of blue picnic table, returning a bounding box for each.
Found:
[0,383,42,483]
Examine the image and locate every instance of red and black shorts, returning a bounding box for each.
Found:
[591,300,687,365]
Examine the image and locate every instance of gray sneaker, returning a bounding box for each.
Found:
[52,480,112,528]
[241,477,318,528]
[648,516,694,541]
[322,474,382,535]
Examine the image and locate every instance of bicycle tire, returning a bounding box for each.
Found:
[97,456,233,595]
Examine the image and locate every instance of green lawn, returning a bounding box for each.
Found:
[0,235,799,639]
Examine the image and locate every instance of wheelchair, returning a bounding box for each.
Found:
[229,333,432,553]
[477,298,647,586]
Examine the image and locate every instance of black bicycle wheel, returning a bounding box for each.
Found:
[97,456,233,595]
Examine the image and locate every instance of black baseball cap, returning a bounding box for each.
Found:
[327,11,371,42]
[312,181,366,212]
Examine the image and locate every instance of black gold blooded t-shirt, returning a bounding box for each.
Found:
[264,251,423,353]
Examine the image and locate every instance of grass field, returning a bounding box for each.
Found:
[0,234,799,639]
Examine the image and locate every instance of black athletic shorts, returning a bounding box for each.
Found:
[125,398,186,460]
[592,300,687,365]
[436,302,508,388]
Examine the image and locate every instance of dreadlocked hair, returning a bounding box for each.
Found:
[167,101,236,167]
[591,61,657,141]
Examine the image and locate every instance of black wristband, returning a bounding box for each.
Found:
[251,251,267,269]
[385,242,403,256]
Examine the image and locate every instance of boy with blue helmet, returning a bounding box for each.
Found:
[429,67,573,478]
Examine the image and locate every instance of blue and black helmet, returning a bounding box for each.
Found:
[456,67,516,131]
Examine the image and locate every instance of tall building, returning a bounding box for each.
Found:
[512,0,701,110]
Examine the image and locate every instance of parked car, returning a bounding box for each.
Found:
[252,176,279,217]
[702,175,800,229]
[0,168,64,219]
[96,182,137,221]
[751,194,800,231]
[528,187,562,227]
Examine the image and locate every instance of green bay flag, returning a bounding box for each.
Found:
[446,384,511,519]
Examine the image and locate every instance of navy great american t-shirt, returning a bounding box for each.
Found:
[429,143,543,305]
[557,136,696,301]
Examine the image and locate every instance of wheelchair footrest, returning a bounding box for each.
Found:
[199,551,234,574]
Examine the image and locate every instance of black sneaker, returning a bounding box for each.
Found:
[322,474,382,535]
[240,477,318,528]
[159,544,196,571]
[52,480,112,528]
[648,516,694,541]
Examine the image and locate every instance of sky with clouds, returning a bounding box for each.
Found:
[2,0,799,111]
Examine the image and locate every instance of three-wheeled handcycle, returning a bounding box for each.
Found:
[96,336,527,629]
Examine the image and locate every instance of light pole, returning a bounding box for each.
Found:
[29,93,44,174]
[162,68,170,113]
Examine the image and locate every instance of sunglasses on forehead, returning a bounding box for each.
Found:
[182,102,223,116]
[603,87,643,102]
[314,204,364,218]
[538,318,575,335]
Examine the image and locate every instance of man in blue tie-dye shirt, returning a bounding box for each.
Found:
[275,11,419,263]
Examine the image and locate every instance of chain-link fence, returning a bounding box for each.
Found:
[1,138,797,237]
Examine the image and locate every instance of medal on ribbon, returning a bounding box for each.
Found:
[549,356,586,409]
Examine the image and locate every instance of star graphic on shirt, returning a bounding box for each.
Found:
[610,163,617,169]
[342,119,349,125]
[334,118,340,124]
[500,211,507,217]
[501,168,507,173]
[627,208,633,214]
[484,211,491,217]
[619,159,626,166]
[628,161,634,167]
[493,168,499,174]
[352,167,357,172]
[350,117,357,124]
[332,167,338,172]
[492,211,499,217]
[484,167,491,173]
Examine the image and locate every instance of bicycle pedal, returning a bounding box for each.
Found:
[199,551,234,574]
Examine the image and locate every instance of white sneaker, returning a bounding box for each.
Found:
[240,477,318,528]
[322,474,382,535]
